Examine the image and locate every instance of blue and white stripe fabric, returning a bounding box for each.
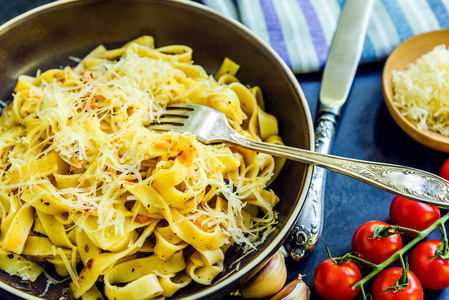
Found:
[202,0,449,74]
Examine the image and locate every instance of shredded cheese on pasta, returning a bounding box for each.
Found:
[0,36,285,299]
[392,44,449,136]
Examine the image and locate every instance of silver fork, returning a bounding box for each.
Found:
[150,103,449,208]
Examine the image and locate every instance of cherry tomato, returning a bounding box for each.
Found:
[389,196,440,237]
[314,258,361,300]
[351,220,402,265]
[410,240,449,290]
[372,267,423,300]
[440,158,449,180]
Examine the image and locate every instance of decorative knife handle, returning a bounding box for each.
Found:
[284,112,337,261]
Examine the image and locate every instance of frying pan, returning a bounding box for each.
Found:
[0,1,314,298]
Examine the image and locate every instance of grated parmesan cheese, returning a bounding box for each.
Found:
[392,44,449,136]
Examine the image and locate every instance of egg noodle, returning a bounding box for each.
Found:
[0,36,285,299]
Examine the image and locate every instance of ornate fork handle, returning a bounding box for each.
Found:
[229,126,449,209]
[283,113,336,261]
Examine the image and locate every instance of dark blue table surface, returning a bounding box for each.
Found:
[1,1,449,299]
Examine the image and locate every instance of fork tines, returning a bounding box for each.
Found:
[165,103,196,111]
[150,103,196,131]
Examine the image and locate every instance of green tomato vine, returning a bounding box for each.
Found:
[326,211,449,299]
[357,211,449,298]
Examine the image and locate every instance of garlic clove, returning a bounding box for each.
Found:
[232,249,287,298]
[269,275,310,300]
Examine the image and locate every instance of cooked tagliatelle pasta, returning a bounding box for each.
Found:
[0,36,285,299]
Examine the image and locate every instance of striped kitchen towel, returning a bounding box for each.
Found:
[202,0,449,74]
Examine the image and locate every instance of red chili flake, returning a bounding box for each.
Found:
[135,214,151,224]
[86,258,94,269]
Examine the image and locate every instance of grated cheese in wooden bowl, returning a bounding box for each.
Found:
[392,44,449,136]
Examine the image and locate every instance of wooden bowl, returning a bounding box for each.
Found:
[382,29,449,153]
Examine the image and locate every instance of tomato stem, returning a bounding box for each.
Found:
[359,284,368,299]
[346,254,377,268]
[322,240,338,265]
[397,255,409,286]
[395,226,421,235]
[370,225,401,238]
[351,211,449,297]
[441,223,449,253]
[437,223,449,259]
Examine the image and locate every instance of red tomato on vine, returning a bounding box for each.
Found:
[351,220,402,265]
[389,196,440,237]
[372,267,423,300]
[314,258,361,300]
[410,240,449,290]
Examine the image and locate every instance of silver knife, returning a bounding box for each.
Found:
[284,0,375,261]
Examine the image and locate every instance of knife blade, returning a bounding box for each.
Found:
[285,0,375,261]
[320,0,375,113]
